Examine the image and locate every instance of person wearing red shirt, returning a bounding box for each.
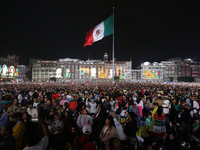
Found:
[52,91,59,101]
[68,96,78,111]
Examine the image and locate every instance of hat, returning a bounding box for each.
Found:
[82,124,92,135]
[21,107,27,110]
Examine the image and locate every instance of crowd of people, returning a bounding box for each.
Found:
[0,82,200,150]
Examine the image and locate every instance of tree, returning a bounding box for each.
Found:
[168,77,174,82]
[50,77,57,82]
[114,76,119,80]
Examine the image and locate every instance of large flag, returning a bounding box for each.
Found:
[84,13,113,47]
[114,101,119,112]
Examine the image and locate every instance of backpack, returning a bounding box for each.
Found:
[72,136,91,150]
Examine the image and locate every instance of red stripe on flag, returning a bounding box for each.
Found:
[84,27,94,47]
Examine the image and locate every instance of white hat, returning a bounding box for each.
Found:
[82,124,92,135]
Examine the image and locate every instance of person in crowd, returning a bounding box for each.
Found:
[6,99,21,121]
[77,108,93,129]
[103,97,110,112]
[155,96,164,106]
[136,97,143,117]
[66,92,72,101]
[86,94,93,106]
[146,97,154,114]
[149,102,159,132]
[33,98,39,108]
[44,99,55,115]
[12,112,26,150]
[0,109,9,130]
[23,118,50,150]
[0,124,15,150]
[72,124,96,150]
[137,118,149,139]
[87,98,97,114]
[131,103,139,115]
[145,113,152,128]
[111,112,126,141]
[32,90,38,99]
[99,115,116,150]
[162,96,171,118]
[66,126,79,149]
[93,104,106,138]
[96,96,102,106]
[52,91,59,102]
[51,126,67,150]
[152,106,166,139]
[109,137,121,150]
[62,109,74,135]
[170,97,178,126]
[165,132,180,150]
[51,113,64,134]
[120,106,128,119]
[59,96,68,106]
[116,92,125,107]
[180,107,192,146]
[21,106,27,115]
[18,91,23,105]
[68,95,78,111]
[94,92,99,101]
[37,100,46,119]
[27,101,38,118]
[191,95,199,119]
[124,112,138,149]
[110,97,115,113]
[113,98,121,121]
[45,115,54,132]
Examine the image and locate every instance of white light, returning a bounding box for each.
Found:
[143,62,150,66]
[56,68,62,78]
[2,65,7,76]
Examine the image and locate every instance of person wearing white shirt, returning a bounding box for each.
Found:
[29,90,34,100]
[162,97,171,115]
[132,94,137,104]
[27,102,38,118]
[136,97,143,117]
[33,98,39,108]
[18,92,23,104]
[191,96,199,117]
[66,93,72,101]
[87,99,97,114]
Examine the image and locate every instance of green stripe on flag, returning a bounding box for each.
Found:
[104,13,113,37]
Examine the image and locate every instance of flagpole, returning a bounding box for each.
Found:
[112,7,115,84]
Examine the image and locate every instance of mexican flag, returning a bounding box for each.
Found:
[114,101,119,112]
[84,13,113,47]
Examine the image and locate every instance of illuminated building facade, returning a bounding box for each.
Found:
[0,54,19,80]
[17,65,29,81]
[32,56,132,82]
[141,62,165,82]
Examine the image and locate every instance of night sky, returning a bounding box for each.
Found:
[1,1,200,68]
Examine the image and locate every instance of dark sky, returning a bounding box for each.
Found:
[1,0,200,68]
